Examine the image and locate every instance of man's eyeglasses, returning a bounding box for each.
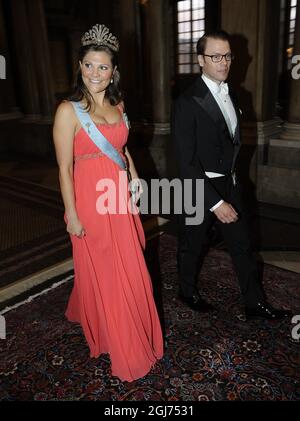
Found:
[203,53,235,63]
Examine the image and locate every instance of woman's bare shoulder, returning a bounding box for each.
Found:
[56,100,75,116]
[54,101,78,126]
[53,101,79,136]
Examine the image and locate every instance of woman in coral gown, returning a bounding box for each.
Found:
[53,24,163,382]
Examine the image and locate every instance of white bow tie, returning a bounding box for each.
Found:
[218,82,229,95]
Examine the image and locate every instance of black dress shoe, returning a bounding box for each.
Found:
[245,302,292,320]
[178,293,213,313]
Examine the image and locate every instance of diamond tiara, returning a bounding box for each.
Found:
[81,24,119,52]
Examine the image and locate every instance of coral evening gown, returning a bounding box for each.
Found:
[65,104,163,382]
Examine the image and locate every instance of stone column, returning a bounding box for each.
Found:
[68,30,82,84]
[281,0,300,139]
[257,1,300,207]
[10,0,40,118]
[147,0,171,129]
[221,0,282,197]
[26,0,55,118]
[112,0,171,178]
[222,0,281,123]
[0,0,19,117]
[115,0,140,119]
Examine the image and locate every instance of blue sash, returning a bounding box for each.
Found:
[71,101,126,170]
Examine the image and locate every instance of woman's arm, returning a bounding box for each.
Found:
[124,146,139,180]
[124,146,143,202]
[53,102,85,237]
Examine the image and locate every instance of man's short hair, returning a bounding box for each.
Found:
[196,30,230,56]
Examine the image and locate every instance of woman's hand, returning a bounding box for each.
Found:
[67,216,86,238]
[130,178,143,204]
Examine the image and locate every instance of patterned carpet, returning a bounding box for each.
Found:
[0,234,299,401]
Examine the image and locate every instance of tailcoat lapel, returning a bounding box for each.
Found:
[192,76,241,145]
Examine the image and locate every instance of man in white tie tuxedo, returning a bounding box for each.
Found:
[171,30,291,320]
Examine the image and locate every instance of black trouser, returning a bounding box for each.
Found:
[177,176,264,307]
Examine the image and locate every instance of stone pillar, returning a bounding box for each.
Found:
[256,1,300,208]
[26,0,55,118]
[111,0,171,178]
[10,0,40,118]
[115,0,140,119]
[222,0,281,123]
[221,0,282,201]
[147,0,171,129]
[281,0,300,139]
[0,0,19,117]
[138,0,153,122]
[115,0,171,129]
[0,0,22,156]
[68,30,82,84]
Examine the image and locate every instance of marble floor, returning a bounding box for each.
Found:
[259,251,300,274]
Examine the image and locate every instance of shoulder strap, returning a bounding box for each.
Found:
[70,101,126,170]
[117,101,131,130]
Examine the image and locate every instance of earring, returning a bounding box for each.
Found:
[110,79,114,84]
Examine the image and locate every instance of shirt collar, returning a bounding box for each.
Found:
[202,74,228,95]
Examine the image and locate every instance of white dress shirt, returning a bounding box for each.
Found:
[202,74,237,138]
[201,74,238,211]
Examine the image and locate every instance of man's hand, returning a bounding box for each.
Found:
[213,202,238,224]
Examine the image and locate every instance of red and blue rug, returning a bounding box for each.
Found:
[0,234,299,401]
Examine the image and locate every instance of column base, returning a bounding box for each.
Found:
[268,138,300,169]
[129,121,172,178]
[280,122,300,141]
[257,164,300,209]
[132,121,170,135]
[256,121,300,208]
[0,111,23,121]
